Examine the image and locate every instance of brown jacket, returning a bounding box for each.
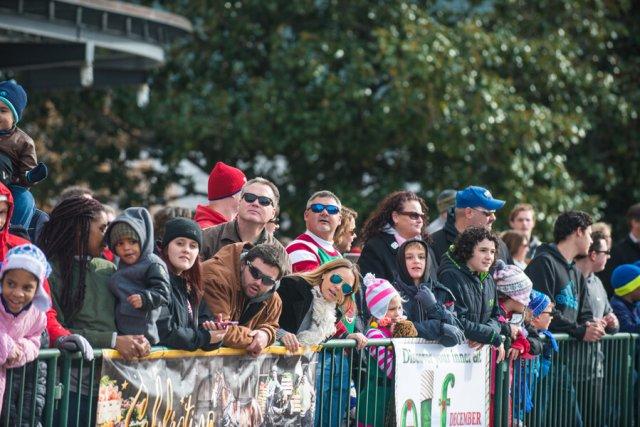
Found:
[0,127,37,186]
[200,219,290,273]
[201,242,282,349]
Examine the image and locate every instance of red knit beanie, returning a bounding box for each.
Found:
[207,161,246,200]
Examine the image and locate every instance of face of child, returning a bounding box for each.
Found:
[385,295,404,323]
[404,244,426,284]
[502,298,526,315]
[531,307,554,330]
[0,201,9,231]
[115,237,142,265]
[2,269,38,314]
[0,103,14,131]
[467,238,496,273]
[167,237,199,275]
[319,267,355,304]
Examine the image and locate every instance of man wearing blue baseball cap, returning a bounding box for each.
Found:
[430,185,512,265]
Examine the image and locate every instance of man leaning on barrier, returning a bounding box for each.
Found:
[201,242,285,356]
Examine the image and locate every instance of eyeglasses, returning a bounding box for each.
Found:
[471,208,496,217]
[539,311,554,318]
[246,261,279,287]
[397,211,425,221]
[594,250,611,256]
[329,273,354,296]
[242,193,273,207]
[308,203,340,215]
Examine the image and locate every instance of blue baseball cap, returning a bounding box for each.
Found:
[455,186,505,211]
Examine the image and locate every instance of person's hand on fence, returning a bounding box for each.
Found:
[438,323,465,347]
[209,329,227,344]
[127,294,143,309]
[347,332,368,350]
[603,313,619,330]
[280,332,300,353]
[56,334,95,361]
[6,345,22,365]
[246,329,269,357]
[494,343,506,363]
[507,347,521,361]
[115,335,148,360]
[467,340,484,350]
[583,321,605,342]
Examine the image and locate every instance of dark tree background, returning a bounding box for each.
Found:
[20,0,640,239]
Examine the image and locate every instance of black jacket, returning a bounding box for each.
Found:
[525,243,593,340]
[358,233,438,319]
[430,208,513,266]
[437,250,502,345]
[600,235,640,296]
[277,275,315,334]
[157,273,216,351]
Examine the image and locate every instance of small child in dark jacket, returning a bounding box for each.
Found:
[0,80,48,228]
[610,264,640,334]
[105,207,170,344]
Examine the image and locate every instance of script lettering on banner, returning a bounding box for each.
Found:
[96,347,317,427]
[393,338,490,427]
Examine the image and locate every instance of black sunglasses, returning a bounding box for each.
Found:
[246,261,279,287]
[397,211,425,221]
[242,192,273,207]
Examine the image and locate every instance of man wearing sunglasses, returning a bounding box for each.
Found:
[194,161,246,230]
[200,178,289,272]
[286,190,343,273]
[202,242,286,356]
[430,185,513,266]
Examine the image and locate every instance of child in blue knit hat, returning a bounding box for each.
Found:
[0,80,48,229]
[609,264,640,334]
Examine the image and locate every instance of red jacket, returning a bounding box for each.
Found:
[0,183,70,344]
[194,204,228,229]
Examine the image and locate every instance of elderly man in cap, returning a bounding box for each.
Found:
[427,189,456,234]
[430,185,512,265]
[194,161,247,229]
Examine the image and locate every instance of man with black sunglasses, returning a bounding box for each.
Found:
[200,178,290,272]
[201,242,286,356]
[286,190,343,273]
[430,185,513,266]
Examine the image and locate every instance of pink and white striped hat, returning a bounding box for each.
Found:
[364,273,400,319]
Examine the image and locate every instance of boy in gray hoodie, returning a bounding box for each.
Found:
[105,207,170,344]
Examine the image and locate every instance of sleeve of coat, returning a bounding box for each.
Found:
[440,271,499,344]
[15,136,38,186]
[140,263,171,310]
[526,258,586,340]
[0,332,16,365]
[156,303,213,351]
[42,278,71,346]
[223,296,282,349]
[6,311,46,368]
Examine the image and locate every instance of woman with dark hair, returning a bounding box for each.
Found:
[437,227,506,360]
[39,196,150,425]
[501,230,529,269]
[156,218,225,350]
[357,191,437,318]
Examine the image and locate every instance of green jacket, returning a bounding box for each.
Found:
[49,257,117,348]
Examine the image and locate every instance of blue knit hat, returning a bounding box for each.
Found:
[528,290,551,317]
[611,264,640,297]
[0,80,28,124]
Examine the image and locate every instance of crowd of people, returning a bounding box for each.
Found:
[1,79,640,425]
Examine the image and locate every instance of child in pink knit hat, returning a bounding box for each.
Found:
[493,260,534,361]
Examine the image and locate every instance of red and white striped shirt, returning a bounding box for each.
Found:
[285,231,341,273]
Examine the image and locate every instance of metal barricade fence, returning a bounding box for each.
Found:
[1,334,637,426]
[494,333,638,427]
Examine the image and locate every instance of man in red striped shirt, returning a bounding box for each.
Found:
[286,190,343,273]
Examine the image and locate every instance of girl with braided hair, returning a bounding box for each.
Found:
[39,196,150,424]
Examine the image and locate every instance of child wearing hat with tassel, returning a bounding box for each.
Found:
[358,273,417,427]
[0,244,51,409]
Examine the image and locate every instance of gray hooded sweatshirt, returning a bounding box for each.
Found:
[105,207,170,344]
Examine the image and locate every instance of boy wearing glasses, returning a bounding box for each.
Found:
[200,178,289,271]
[286,190,343,273]
[201,242,285,356]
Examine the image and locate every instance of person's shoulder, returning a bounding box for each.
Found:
[90,257,117,273]
[12,127,35,144]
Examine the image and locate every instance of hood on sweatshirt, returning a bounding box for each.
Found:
[104,207,155,262]
[396,238,430,286]
[532,243,574,268]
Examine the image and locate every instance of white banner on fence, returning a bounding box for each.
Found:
[393,339,490,427]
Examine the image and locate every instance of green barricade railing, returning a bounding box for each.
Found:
[493,332,639,427]
[1,334,637,426]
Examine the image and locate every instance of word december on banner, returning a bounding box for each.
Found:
[96,347,318,427]
[393,339,490,427]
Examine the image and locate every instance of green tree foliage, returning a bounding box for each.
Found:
[26,0,638,238]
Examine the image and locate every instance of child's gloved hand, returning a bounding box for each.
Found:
[26,162,48,184]
[438,323,465,347]
[56,334,95,361]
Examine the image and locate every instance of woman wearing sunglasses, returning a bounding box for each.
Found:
[276,258,366,426]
